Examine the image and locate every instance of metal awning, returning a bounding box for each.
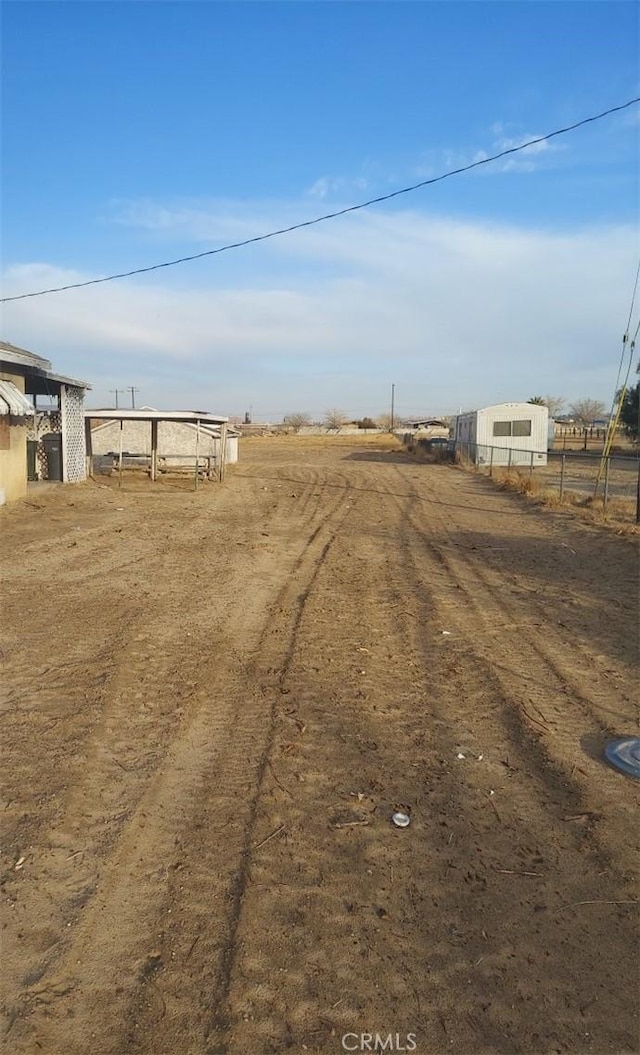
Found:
[85,409,228,423]
[0,380,35,416]
[84,407,231,485]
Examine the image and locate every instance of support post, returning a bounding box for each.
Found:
[194,419,200,491]
[84,416,94,479]
[118,420,124,489]
[219,422,227,481]
[603,455,610,516]
[150,419,158,482]
[530,450,534,478]
[559,453,566,501]
[489,446,494,477]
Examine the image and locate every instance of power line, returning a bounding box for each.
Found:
[2,97,638,304]
[624,258,640,340]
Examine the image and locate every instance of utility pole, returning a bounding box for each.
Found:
[636,381,640,524]
[390,383,395,432]
[109,389,125,409]
[127,387,139,409]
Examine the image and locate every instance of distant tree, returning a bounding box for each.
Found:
[619,382,639,439]
[376,413,394,430]
[324,408,348,429]
[283,412,312,431]
[543,395,565,419]
[357,417,378,430]
[528,395,565,418]
[569,398,606,425]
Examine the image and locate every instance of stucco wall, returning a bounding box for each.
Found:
[0,428,28,503]
[0,368,29,504]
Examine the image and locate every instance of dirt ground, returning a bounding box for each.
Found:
[1,436,638,1055]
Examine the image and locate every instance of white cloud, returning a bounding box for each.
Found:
[415,122,564,179]
[306,176,368,200]
[2,207,635,418]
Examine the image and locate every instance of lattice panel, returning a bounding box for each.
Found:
[60,386,86,482]
[26,412,63,480]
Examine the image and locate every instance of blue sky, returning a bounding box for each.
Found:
[2,1,638,419]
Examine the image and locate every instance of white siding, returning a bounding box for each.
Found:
[453,403,548,466]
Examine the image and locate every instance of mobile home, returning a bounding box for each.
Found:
[451,403,548,467]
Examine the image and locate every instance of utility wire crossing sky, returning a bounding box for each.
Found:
[2,97,638,304]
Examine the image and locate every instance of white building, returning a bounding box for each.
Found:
[451,402,548,467]
[89,413,239,468]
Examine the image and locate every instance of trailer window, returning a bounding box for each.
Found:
[493,421,511,437]
[512,419,532,437]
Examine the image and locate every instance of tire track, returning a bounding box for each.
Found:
[8,473,351,1054]
[392,472,636,881]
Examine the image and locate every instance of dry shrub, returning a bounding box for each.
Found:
[475,467,639,536]
[494,469,542,496]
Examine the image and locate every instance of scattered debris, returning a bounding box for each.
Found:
[391,811,411,829]
[485,792,502,822]
[331,816,370,830]
[14,856,25,871]
[553,899,638,914]
[442,631,452,636]
[456,752,466,760]
[603,737,640,780]
[253,824,286,849]
[496,868,543,877]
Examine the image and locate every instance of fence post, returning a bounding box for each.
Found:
[489,446,494,477]
[636,458,640,525]
[603,455,610,516]
[508,447,512,469]
[529,450,534,478]
[559,453,565,502]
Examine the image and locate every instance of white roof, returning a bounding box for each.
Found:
[85,409,228,424]
[0,380,35,416]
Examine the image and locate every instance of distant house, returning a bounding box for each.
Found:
[451,402,549,466]
[402,418,449,437]
[403,418,449,429]
[0,341,91,504]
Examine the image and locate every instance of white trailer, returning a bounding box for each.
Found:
[451,402,548,467]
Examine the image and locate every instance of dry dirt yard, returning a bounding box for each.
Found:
[1,435,638,1055]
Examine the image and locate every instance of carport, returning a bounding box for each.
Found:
[84,409,230,485]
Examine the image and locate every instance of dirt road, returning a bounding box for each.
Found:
[1,437,638,1055]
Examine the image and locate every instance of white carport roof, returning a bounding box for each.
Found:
[85,409,228,423]
[0,380,35,415]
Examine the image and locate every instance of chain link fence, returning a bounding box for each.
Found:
[408,437,640,523]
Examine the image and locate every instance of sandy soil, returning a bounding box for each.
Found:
[1,436,638,1055]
